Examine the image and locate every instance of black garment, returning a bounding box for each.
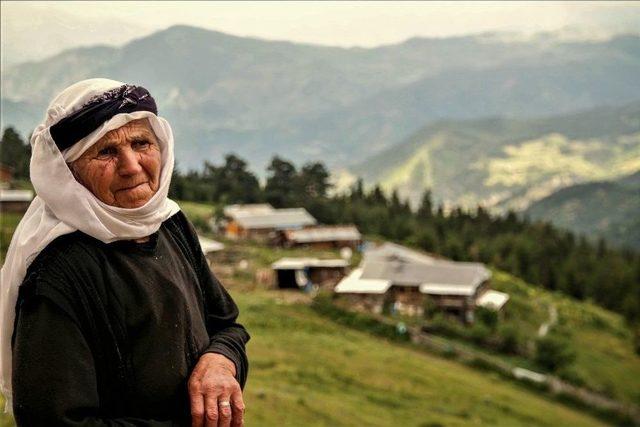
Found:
[11,211,250,426]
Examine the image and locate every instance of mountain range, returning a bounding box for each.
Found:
[349,102,640,212]
[2,25,640,173]
[2,25,639,247]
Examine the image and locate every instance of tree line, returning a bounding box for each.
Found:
[2,127,640,331]
[169,151,640,331]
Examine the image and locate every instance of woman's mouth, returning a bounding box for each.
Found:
[118,182,147,192]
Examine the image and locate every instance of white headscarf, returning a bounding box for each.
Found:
[0,78,181,412]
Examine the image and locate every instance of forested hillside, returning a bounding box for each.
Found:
[526,171,640,250]
[349,103,640,213]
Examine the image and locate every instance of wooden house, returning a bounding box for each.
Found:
[334,242,507,322]
[0,164,13,186]
[0,189,33,214]
[197,235,225,267]
[222,203,316,241]
[278,224,362,250]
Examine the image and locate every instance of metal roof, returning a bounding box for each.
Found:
[419,283,477,296]
[198,235,225,254]
[224,203,274,217]
[285,225,361,243]
[477,290,510,310]
[271,257,349,270]
[334,268,392,294]
[360,258,489,288]
[233,208,317,229]
[365,242,438,265]
[354,242,492,296]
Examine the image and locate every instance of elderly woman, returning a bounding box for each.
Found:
[0,79,250,426]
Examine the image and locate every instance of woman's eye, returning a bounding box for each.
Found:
[97,147,117,158]
[132,139,150,149]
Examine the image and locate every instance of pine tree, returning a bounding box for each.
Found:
[1,127,31,179]
[265,156,298,207]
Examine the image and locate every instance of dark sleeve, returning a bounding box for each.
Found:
[12,294,178,427]
[174,212,250,389]
[200,271,251,390]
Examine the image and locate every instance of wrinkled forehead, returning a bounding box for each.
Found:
[96,119,157,145]
[62,111,166,162]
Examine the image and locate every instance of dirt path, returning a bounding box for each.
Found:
[538,303,558,337]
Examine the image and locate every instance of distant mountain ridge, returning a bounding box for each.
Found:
[348,102,640,214]
[525,171,640,250]
[2,25,640,173]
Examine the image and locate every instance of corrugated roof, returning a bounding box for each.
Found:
[271,257,349,270]
[234,208,317,229]
[334,268,392,294]
[285,225,361,243]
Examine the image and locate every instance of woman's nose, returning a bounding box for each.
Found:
[117,148,143,176]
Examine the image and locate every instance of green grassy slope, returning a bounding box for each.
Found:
[237,289,607,427]
[181,200,640,407]
[491,271,640,404]
[0,288,610,427]
[0,200,635,426]
[0,212,22,263]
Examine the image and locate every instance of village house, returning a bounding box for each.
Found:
[222,203,316,241]
[277,224,362,250]
[271,257,349,290]
[334,242,508,322]
[197,234,225,267]
[0,164,13,186]
[0,189,34,214]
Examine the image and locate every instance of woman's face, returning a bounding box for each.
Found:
[70,119,162,208]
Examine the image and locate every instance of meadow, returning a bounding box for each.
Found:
[0,287,612,426]
[0,200,637,426]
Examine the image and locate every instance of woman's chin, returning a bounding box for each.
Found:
[113,188,155,208]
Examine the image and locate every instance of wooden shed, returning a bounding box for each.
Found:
[271,257,349,290]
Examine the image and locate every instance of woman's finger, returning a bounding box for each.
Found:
[230,387,245,427]
[217,393,233,427]
[204,392,220,427]
[190,391,205,427]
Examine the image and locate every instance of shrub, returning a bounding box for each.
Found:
[496,324,521,354]
[469,323,491,345]
[475,306,498,330]
[425,313,464,338]
[534,334,576,372]
[633,326,640,356]
[311,294,410,342]
[190,215,211,233]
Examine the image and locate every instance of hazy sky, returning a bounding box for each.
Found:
[2,1,640,66]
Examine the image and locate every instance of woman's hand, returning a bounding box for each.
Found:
[188,352,245,427]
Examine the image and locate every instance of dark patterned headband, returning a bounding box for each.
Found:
[50,84,158,152]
